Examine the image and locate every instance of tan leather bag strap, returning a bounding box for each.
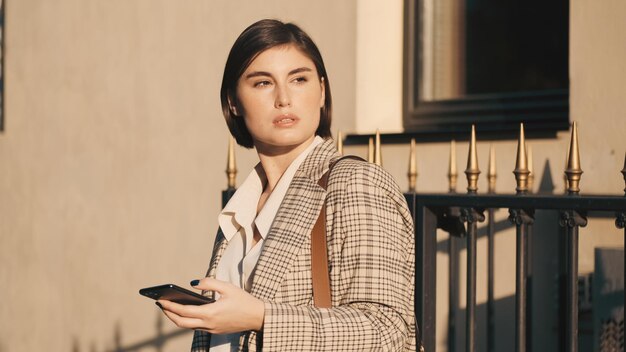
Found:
[311,155,363,308]
[311,173,331,308]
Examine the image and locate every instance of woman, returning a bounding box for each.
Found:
[157,19,416,351]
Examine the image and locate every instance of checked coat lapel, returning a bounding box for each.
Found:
[204,138,339,299]
[249,138,339,302]
[206,230,227,280]
[191,229,229,351]
[199,229,228,300]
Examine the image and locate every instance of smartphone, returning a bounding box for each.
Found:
[139,284,214,306]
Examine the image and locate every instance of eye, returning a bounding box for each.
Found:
[253,80,272,88]
[292,76,308,84]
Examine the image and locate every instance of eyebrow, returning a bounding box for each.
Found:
[244,67,314,80]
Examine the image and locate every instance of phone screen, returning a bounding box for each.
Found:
[139,284,214,306]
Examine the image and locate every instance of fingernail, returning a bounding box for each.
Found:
[155,301,163,309]
[190,279,200,286]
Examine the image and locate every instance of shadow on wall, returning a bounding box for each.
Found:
[453,295,516,352]
[538,160,556,195]
[72,312,192,352]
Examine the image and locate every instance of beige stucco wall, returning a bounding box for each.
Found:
[1,0,624,351]
[0,1,356,351]
[355,0,404,133]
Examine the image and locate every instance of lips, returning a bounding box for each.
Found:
[273,114,299,126]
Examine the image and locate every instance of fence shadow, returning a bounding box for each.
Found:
[105,312,192,352]
[71,311,192,352]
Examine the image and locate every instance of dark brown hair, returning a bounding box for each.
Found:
[221,19,332,148]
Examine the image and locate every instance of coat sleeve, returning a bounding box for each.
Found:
[261,163,416,351]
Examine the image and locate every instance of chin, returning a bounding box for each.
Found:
[275,138,311,148]
[257,135,316,151]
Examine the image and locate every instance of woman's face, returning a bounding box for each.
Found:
[233,45,325,152]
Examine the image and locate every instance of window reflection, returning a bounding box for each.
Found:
[419,0,568,102]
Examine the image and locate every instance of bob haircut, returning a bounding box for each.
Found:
[221,19,333,148]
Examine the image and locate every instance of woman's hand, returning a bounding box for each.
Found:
[157,278,265,334]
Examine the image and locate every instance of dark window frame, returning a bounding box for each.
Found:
[402,0,570,140]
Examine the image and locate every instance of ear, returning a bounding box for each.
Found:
[319,77,326,108]
[227,95,240,116]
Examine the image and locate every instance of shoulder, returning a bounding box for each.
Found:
[330,157,402,198]
[328,157,412,223]
[327,157,414,256]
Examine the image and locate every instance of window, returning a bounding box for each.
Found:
[403,0,569,139]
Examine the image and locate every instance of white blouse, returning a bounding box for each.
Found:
[209,136,323,351]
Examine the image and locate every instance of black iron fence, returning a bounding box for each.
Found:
[405,123,625,352]
[407,192,626,352]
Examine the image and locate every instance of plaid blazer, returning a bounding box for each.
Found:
[192,138,416,351]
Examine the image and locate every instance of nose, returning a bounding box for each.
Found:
[274,84,291,108]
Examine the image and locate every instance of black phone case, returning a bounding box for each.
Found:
[139,284,214,306]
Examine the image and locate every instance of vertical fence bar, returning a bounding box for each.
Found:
[558,224,568,351]
[509,209,534,352]
[449,235,458,352]
[460,207,484,352]
[467,219,477,352]
[566,222,579,352]
[412,195,438,351]
[619,215,626,329]
[526,222,533,352]
[517,221,527,352]
[487,208,495,352]
[487,144,497,352]
[222,189,236,208]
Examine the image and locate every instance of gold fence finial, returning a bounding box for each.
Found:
[527,144,534,193]
[408,138,418,192]
[488,144,497,193]
[465,125,481,193]
[226,136,237,189]
[374,130,382,166]
[337,131,344,155]
[565,121,583,194]
[621,153,626,195]
[368,137,374,163]
[513,123,530,194]
[448,140,458,193]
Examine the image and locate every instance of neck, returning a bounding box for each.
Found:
[256,136,317,193]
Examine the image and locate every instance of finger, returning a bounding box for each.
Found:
[158,299,204,318]
[190,277,234,295]
[161,306,205,330]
